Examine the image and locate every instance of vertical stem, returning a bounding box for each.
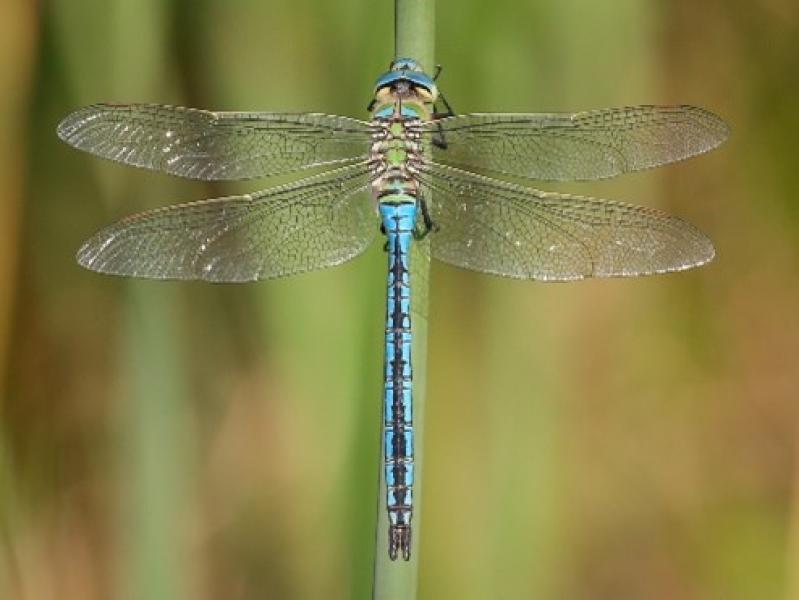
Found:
[50,1,189,597]
[373,2,434,598]
[107,3,190,600]
[0,11,35,595]
[0,0,35,393]
[395,0,435,73]
[120,284,189,600]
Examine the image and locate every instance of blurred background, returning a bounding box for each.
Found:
[1,0,798,598]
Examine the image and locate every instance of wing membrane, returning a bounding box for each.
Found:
[58,103,373,180]
[77,163,377,282]
[419,163,714,281]
[423,105,729,181]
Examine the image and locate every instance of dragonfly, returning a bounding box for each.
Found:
[57,58,729,561]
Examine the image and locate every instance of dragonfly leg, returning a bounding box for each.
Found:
[432,65,456,118]
[435,92,455,119]
[431,94,455,149]
[430,63,456,149]
[413,196,438,240]
[431,125,448,150]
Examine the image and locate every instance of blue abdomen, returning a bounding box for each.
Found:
[379,198,417,561]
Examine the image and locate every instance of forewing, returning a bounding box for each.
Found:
[77,163,377,282]
[419,163,714,281]
[424,105,729,181]
[58,103,373,180]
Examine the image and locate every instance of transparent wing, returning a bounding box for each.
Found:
[77,163,377,282]
[418,163,714,281]
[58,103,373,181]
[422,105,729,181]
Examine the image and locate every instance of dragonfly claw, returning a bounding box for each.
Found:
[389,525,411,561]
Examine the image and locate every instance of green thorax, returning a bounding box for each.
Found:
[370,94,433,205]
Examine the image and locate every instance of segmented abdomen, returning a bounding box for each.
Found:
[379,198,417,561]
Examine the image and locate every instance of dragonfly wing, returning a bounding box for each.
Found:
[77,163,377,282]
[423,105,729,181]
[58,103,373,180]
[419,163,714,281]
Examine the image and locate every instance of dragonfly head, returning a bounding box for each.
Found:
[374,58,439,105]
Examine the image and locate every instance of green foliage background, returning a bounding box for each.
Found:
[1,1,798,598]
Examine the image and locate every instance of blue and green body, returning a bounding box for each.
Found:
[370,60,438,560]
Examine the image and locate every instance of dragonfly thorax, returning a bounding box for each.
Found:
[369,110,426,205]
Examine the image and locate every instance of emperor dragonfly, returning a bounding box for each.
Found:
[57,58,729,561]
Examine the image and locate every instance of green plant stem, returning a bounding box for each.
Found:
[108,3,190,600]
[372,2,434,599]
[395,0,435,73]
